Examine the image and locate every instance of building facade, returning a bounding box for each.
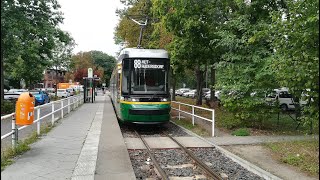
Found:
[43,68,67,88]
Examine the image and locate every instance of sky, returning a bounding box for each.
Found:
[58,0,125,57]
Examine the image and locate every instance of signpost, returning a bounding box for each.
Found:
[83,68,100,103]
[88,68,93,78]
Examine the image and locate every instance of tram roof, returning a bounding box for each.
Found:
[118,48,169,61]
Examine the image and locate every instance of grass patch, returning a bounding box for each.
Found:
[171,117,210,137]
[231,128,250,136]
[265,140,319,176]
[1,123,54,171]
[172,96,319,135]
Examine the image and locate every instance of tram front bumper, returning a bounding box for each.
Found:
[120,103,171,123]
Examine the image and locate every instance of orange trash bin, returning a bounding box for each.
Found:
[15,92,35,125]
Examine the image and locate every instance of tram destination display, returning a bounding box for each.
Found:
[134,59,164,69]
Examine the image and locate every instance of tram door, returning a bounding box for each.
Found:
[115,66,121,114]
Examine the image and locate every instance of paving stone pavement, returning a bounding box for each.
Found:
[1,95,105,180]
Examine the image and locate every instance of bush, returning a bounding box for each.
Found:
[216,108,243,129]
[50,96,60,101]
[1,101,16,115]
[231,128,250,136]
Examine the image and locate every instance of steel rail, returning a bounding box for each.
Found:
[163,132,223,180]
[134,130,169,180]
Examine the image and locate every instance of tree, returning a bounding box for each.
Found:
[69,51,116,86]
[153,0,215,105]
[1,0,67,98]
[115,0,154,48]
[212,0,285,125]
[51,31,75,86]
[270,0,319,130]
[90,51,117,86]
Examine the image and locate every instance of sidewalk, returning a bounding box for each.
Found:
[1,95,106,180]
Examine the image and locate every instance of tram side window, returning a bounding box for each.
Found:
[122,61,129,94]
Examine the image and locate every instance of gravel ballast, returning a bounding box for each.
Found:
[120,122,191,138]
[189,147,265,180]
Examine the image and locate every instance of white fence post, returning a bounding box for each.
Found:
[212,110,215,137]
[61,100,64,118]
[12,115,17,148]
[178,103,181,120]
[73,97,76,109]
[51,102,55,125]
[68,98,70,113]
[37,108,41,135]
[192,106,195,126]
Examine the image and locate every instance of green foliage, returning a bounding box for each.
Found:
[90,51,117,85]
[69,51,116,85]
[115,0,154,48]
[1,101,15,115]
[216,109,243,129]
[231,128,250,136]
[270,0,319,128]
[114,0,319,130]
[1,0,73,89]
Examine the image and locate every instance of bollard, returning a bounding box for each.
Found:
[37,108,41,135]
[61,100,64,118]
[51,102,55,125]
[192,106,195,126]
[12,115,17,148]
[212,110,215,137]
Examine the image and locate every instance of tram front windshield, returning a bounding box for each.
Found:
[122,59,169,95]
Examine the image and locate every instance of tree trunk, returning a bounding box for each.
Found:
[1,38,4,101]
[210,66,217,102]
[195,66,204,106]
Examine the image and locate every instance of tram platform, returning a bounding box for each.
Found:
[1,92,136,180]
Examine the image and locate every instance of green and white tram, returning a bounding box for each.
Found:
[110,48,171,124]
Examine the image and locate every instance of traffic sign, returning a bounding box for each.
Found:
[88,68,93,78]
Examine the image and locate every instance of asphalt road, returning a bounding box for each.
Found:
[1,96,83,152]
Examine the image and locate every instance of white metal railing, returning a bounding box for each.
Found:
[1,95,84,148]
[171,101,215,137]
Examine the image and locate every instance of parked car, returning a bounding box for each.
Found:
[266,88,295,111]
[183,89,197,98]
[205,90,221,100]
[176,88,191,96]
[46,88,56,97]
[29,90,50,106]
[67,88,75,96]
[4,93,20,100]
[4,89,28,100]
[57,89,70,98]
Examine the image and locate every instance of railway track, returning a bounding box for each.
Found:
[134,130,223,180]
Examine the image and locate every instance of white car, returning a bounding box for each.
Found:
[176,88,191,96]
[205,91,221,100]
[57,89,70,98]
[266,88,295,111]
[67,88,75,96]
[46,88,56,97]
[183,90,197,98]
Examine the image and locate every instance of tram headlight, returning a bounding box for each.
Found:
[127,97,139,102]
[160,98,168,102]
